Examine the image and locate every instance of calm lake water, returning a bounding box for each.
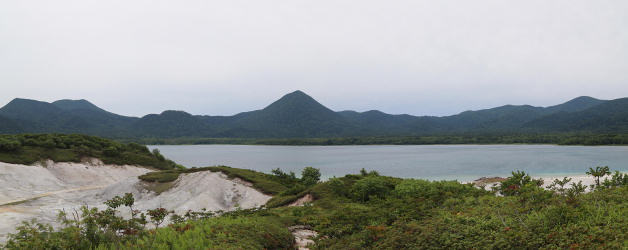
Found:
[148,145,628,182]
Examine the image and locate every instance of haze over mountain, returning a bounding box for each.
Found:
[0,91,625,138]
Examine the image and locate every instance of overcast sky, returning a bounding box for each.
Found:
[1,0,627,117]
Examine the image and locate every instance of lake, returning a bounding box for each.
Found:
[148,145,628,182]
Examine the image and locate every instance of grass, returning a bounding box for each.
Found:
[145,215,294,249]
[138,170,184,183]
[266,189,311,208]
[138,166,289,195]
[205,166,289,195]
[141,182,176,195]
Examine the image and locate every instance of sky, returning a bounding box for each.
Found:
[1,0,627,117]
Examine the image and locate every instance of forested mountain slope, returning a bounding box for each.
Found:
[0,91,621,138]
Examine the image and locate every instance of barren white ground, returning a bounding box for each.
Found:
[0,159,271,242]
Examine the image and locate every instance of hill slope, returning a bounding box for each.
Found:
[0,92,623,139]
[525,98,628,132]
[131,111,216,137]
[0,99,136,136]
[219,91,356,137]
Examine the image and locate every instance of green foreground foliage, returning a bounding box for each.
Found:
[3,194,293,250]
[4,165,628,249]
[0,134,181,170]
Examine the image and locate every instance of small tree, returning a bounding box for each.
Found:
[586,166,610,189]
[567,181,587,198]
[360,168,368,176]
[147,208,170,248]
[547,177,572,196]
[152,149,166,161]
[271,168,299,186]
[602,170,628,189]
[498,170,543,196]
[359,168,380,177]
[301,167,321,186]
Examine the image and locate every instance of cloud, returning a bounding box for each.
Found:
[1,0,627,116]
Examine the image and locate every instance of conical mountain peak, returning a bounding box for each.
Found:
[263,90,332,113]
[270,90,315,104]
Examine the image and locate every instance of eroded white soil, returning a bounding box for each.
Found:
[0,159,270,242]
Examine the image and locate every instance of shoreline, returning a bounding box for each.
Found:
[469,172,628,191]
[144,142,628,147]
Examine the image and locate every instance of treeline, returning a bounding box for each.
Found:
[127,133,628,146]
[0,134,181,170]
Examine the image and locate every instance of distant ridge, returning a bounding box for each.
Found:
[545,96,605,113]
[0,91,625,138]
[53,99,103,112]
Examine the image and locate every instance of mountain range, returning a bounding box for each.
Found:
[1,90,627,138]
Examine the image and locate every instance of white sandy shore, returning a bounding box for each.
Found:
[0,160,270,243]
[472,172,626,191]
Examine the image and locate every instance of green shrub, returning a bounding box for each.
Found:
[103,146,120,157]
[351,176,395,202]
[0,138,21,151]
[138,170,181,183]
[0,134,180,170]
[3,194,295,250]
[328,177,347,196]
[271,168,299,186]
[603,170,628,188]
[301,167,321,186]
[497,170,544,196]
[394,179,485,204]
[4,163,628,250]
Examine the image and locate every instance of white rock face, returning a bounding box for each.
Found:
[0,160,271,243]
[132,171,271,213]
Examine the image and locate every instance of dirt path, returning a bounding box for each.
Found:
[0,185,106,207]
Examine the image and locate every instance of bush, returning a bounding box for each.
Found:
[0,134,181,170]
[103,146,120,157]
[498,170,544,196]
[0,138,21,151]
[394,179,484,204]
[328,177,347,196]
[151,148,165,161]
[602,170,628,188]
[301,167,321,186]
[271,168,299,186]
[351,176,395,202]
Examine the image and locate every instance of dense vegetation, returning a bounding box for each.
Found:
[4,164,627,249]
[131,133,628,146]
[2,91,628,140]
[0,134,181,170]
